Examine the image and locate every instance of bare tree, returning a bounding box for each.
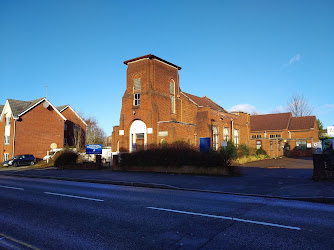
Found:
[85,116,107,145]
[287,93,313,117]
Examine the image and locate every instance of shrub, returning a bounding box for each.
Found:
[220,141,237,160]
[120,141,235,171]
[237,144,249,158]
[54,150,78,168]
[256,147,268,156]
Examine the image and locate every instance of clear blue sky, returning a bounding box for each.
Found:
[1,0,333,135]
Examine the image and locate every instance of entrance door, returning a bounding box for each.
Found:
[129,120,147,152]
[284,143,290,157]
[136,133,145,151]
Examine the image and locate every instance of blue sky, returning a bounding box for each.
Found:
[1,0,333,134]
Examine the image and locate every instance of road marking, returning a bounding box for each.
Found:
[44,192,104,202]
[0,184,24,190]
[147,206,301,231]
[0,233,39,250]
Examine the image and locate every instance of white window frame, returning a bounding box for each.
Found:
[234,129,239,146]
[133,93,140,106]
[223,128,230,141]
[4,135,10,145]
[3,153,9,161]
[5,117,10,126]
[170,80,175,114]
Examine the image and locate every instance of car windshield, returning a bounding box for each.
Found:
[13,156,21,159]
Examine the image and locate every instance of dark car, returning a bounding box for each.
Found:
[3,154,36,167]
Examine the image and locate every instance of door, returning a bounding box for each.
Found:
[136,133,145,151]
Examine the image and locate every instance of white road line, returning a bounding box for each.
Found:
[147,206,301,231]
[44,192,104,202]
[0,185,24,191]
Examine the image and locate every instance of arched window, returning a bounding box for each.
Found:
[169,79,175,114]
[133,74,141,106]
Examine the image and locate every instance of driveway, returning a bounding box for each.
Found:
[240,157,313,169]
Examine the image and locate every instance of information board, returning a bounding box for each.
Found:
[86,144,103,154]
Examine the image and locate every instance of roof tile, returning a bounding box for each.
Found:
[289,116,316,130]
[182,92,227,112]
[250,113,291,131]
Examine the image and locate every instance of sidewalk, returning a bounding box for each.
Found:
[1,158,334,204]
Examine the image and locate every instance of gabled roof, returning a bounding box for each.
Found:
[123,54,182,70]
[1,97,66,121]
[289,116,316,130]
[250,113,291,132]
[8,98,45,118]
[56,105,87,126]
[181,92,227,112]
[56,105,69,112]
[0,105,4,113]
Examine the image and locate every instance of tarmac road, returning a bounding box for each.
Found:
[1,175,334,249]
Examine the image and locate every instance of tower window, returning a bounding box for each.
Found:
[170,79,175,114]
[133,74,141,106]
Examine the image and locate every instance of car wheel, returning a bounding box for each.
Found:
[30,161,35,166]
[14,162,19,167]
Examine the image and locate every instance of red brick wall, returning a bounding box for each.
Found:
[61,107,86,147]
[15,103,64,160]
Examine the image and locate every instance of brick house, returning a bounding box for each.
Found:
[0,98,86,162]
[56,105,87,148]
[111,54,319,157]
[249,113,318,157]
[111,54,250,153]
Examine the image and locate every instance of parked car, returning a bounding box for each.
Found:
[3,154,36,167]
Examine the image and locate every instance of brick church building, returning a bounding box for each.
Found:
[111,54,319,157]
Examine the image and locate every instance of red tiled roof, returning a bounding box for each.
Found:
[289,116,316,130]
[182,92,227,112]
[250,113,291,131]
[123,54,182,70]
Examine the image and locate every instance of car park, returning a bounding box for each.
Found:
[3,154,36,167]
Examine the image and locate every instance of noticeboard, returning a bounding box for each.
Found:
[199,137,211,152]
[86,144,103,154]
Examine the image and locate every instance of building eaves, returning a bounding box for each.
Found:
[8,98,44,118]
[181,92,227,112]
[56,105,69,112]
[123,54,182,70]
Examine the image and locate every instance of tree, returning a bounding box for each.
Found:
[85,116,107,146]
[287,93,313,117]
[317,119,324,131]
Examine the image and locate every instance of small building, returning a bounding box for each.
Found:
[0,98,86,162]
[250,113,318,157]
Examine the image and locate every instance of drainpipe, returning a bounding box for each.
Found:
[231,119,234,143]
[12,119,16,158]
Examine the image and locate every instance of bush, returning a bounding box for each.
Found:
[220,141,237,160]
[237,144,249,158]
[256,147,268,156]
[54,150,78,168]
[120,141,235,172]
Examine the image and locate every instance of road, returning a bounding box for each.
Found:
[0,175,334,249]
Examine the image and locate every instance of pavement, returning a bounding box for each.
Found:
[1,157,334,204]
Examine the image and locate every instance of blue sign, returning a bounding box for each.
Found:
[199,137,211,152]
[86,144,103,154]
